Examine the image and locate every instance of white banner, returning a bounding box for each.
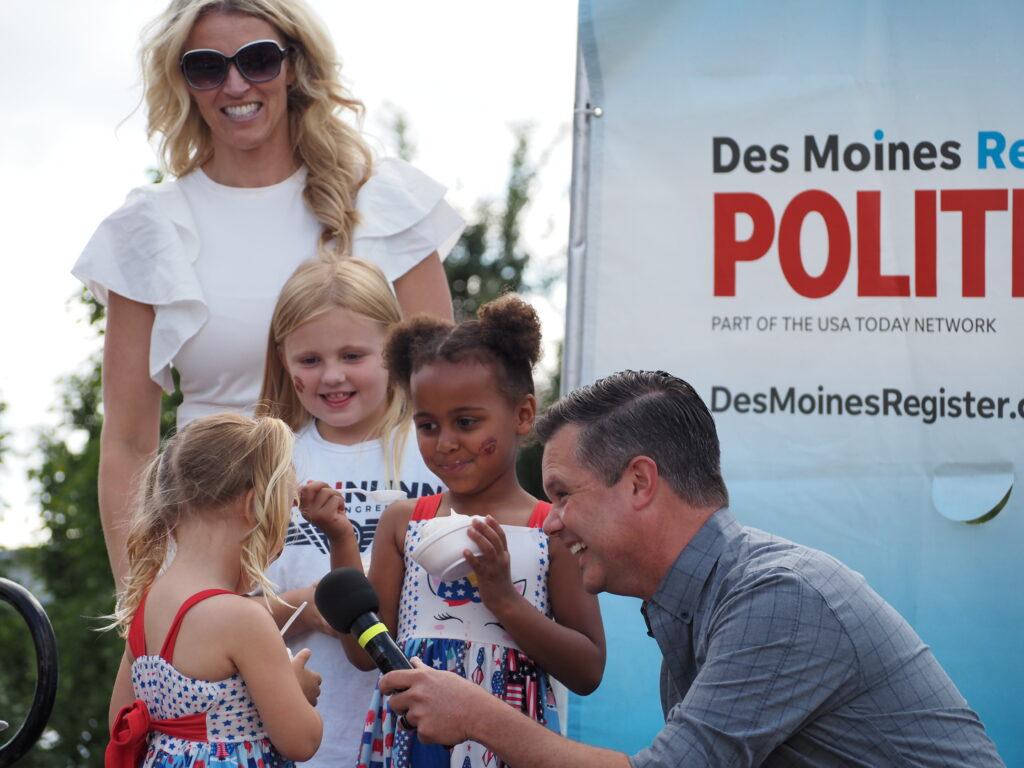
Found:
[570,1,1022,761]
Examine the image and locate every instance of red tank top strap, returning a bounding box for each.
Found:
[528,501,552,528]
[412,494,444,521]
[127,595,149,659]
[159,589,235,663]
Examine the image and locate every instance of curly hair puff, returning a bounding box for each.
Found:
[384,294,542,403]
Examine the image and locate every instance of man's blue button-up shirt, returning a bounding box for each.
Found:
[630,509,1004,767]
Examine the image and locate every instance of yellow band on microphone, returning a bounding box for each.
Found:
[357,622,388,649]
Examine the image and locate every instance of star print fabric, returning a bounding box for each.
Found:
[122,589,294,768]
[357,497,559,768]
[358,640,558,768]
[132,658,290,768]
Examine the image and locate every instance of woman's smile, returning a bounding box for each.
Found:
[222,102,263,121]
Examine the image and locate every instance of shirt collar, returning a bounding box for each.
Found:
[645,507,736,625]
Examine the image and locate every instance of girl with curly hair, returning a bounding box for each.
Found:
[345,295,606,768]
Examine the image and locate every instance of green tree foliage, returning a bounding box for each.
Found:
[1,396,40,753]
[515,342,562,501]
[0,396,9,465]
[10,294,180,767]
[445,125,537,321]
[381,108,540,322]
[0,396,9,522]
[26,357,117,766]
[431,123,556,497]
[0,549,40,752]
[381,111,557,497]
[402,120,552,496]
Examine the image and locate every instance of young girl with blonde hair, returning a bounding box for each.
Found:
[257,258,442,767]
[106,412,323,768]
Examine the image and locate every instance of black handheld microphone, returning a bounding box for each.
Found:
[314,567,413,675]
[316,568,457,741]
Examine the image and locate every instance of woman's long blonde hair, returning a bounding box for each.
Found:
[113,413,295,637]
[258,258,411,482]
[140,0,372,258]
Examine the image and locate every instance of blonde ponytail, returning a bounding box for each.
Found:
[112,413,295,636]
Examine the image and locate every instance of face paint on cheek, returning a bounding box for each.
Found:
[292,376,305,394]
[481,438,498,455]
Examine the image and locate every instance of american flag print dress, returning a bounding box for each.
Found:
[111,589,293,768]
[357,496,560,768]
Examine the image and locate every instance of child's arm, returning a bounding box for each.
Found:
[297,481,374,666]
[466,517,606,695]
[299,481,363,573]
[266,481,364,640]
[341,499,413,671]
[108,649,135,730]
[227,597,323,761]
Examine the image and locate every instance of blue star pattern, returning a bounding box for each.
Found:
[433,575,483,605]
[129,654,292,768]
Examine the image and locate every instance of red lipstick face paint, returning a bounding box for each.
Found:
[481,437,498,455]
[292,376,306,394]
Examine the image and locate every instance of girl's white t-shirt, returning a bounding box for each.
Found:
[267,421,442,768]
[73,159,465,428]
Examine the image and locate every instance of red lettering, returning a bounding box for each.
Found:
[1013,189,1024,297]
[778,190,850,299]
[857,191,909,296]
[914,190,937,297]
[940,189,1008,297]
[713,193,774,296]
[713,188,1024,299]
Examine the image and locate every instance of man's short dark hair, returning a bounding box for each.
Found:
[536,370,728,508]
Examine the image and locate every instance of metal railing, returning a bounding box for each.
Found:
[0,578,59,767]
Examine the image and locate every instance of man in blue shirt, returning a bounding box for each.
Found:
[383,370,1005,767]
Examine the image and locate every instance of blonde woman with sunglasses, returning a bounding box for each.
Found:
[73,0,464,592]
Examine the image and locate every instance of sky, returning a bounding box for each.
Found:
[0,0,578,548]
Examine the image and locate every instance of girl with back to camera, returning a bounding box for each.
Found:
[352,295,606,768]
[73,0,463,588]
[256,258,442,767]
[106,412,323,768]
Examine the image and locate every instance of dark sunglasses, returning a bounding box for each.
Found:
[180,39,292,90]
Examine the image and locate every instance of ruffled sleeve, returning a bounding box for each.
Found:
[352,157,466,282]
[71,182,206,394]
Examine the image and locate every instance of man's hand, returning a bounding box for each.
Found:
[382,658,490,745]
[299,480,353,543]
[384,660,629,768]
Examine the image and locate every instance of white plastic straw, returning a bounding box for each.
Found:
[280,601,308,637]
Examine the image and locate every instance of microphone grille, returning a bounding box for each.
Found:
[314,567,380,634]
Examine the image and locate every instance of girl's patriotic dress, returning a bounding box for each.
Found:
[359,495,560,768]
[106,589,291,768]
